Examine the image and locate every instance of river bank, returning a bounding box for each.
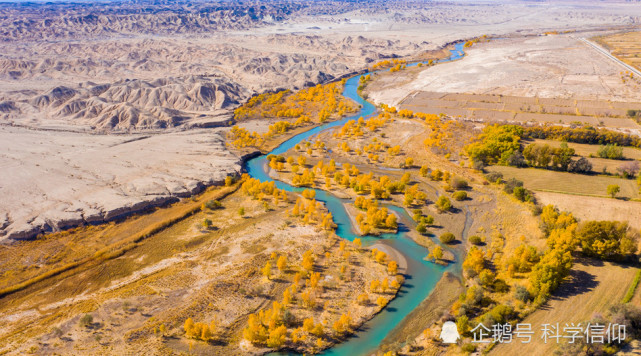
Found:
[248,49,467,354]
[379,272,464,352]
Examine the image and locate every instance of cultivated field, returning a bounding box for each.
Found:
[535,191,641,231]
[529,139,641,161]
[488,166,641,200]
[595,31,641,72]
[530,138,641,174]
[398,91,641,132]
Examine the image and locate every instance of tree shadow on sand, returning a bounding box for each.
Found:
[549,269,599,302]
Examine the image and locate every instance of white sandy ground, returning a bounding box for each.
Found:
[369,243,408,274]
[0,126,242,240]
[368,34,641,108]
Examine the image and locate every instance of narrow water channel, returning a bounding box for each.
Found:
[246,42,466,356]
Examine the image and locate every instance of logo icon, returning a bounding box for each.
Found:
[440,321,461,344]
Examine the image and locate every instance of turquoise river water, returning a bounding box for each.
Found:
[246,42,466,356]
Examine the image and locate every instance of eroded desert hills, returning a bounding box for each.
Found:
[2,0,641,240]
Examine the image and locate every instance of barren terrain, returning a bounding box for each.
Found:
[367,35,641,110]
[0,125,241,240]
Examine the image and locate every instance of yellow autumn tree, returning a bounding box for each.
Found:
[266,325,287,348]
[277,255,287,273]
[262,261,272,280]
[387,260,398,275]
[332,313,352,335]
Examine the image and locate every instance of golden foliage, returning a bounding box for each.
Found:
[185,317,216,342]
[370,59,407,71]
[230,81,356,148]
[355,203,397,235]
[332,313,352,335]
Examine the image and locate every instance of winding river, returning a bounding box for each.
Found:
[247,42,466,355]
